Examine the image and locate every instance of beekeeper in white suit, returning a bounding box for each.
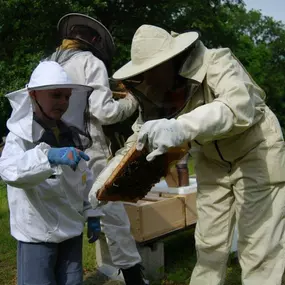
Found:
[47,13,147,285]
[0,61,102,285]
[89,24,285,285]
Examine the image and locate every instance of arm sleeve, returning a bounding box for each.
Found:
[0,134,61,188]
[85,55,138,125]
[83,168,104,218]
[177,48,266,144]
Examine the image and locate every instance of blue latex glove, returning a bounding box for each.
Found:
[48,147,90,169]
[87,217,101,243]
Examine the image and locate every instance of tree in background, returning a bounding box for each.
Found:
[219,3,285,131]
[0,0,71,137]
[0,0,284,138]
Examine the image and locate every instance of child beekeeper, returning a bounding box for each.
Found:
[0,61,102,285]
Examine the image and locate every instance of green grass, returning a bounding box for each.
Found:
[153,229,242,285]
[1,180,284,285]
[0,181,99,285]
[82,229,97,274]
[0,182,17,285]
[188,159,194,175]
[0,180,248,285]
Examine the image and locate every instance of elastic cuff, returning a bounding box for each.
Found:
[51,165,63,176]
[83,208,105,220]
[38,143,63,175]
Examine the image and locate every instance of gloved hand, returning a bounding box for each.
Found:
[48,147,90,169]
[136,118,187,161]
[87,217,101,243]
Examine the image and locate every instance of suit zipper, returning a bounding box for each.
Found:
[214,140,232,173]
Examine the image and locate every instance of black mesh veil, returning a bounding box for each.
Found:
[57,13,115,73]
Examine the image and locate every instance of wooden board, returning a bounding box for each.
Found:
[124,187,197,242]
[184,192,197,226]
[160,192,197,226]
[124,196,186,242]
[96,142,190,202]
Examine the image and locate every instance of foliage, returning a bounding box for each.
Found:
[0,0,285,137]
[0,182,17,285]
[220,4,285,130]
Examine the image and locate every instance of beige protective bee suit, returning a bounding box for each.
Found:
[90,38,285,284]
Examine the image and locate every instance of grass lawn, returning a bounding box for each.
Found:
[0,181,17,285]
[0,181,98,285]
[1,179,284,285]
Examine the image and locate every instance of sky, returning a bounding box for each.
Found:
[243,0,285,23]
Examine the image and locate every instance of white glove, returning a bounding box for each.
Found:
[88,154,124,208]
[136,101,235,162]
[136,118,187,161]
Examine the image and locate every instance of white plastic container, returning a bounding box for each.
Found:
[150,177,197,195]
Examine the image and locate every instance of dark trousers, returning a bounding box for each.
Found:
[17,235,83,285]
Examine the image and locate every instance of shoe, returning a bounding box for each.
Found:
[121,264,149,285]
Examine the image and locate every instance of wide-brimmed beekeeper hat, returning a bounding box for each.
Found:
[26,61,93,92]
[57,13,115,68]
[112,24,200,81]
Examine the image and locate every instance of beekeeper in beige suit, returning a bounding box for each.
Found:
[89,24,285,285]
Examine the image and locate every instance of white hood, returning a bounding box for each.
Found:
[6,88,90,143]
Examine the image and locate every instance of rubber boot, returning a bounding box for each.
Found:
[121,264,148,285]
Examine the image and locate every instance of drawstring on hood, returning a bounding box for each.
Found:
[33,95,55,122]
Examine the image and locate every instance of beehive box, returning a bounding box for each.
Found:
[184,192,197,225]
[162,192,197,226]
[124,194,186,242]
[124,191,197,242]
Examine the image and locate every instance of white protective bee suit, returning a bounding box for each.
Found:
[89,25,285,285]
[0,84,98,243]
[48,49,142,269]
